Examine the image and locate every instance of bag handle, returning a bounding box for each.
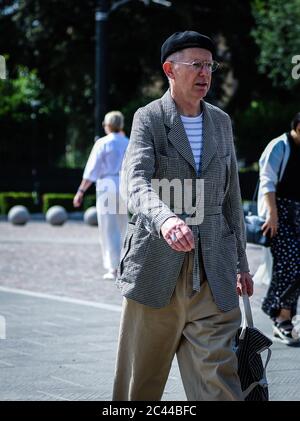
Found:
[240,293,254,339]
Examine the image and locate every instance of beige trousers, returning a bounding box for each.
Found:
[112,252,243,401]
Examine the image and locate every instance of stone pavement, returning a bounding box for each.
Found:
[0,220,300,401]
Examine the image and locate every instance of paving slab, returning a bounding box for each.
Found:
[0,221,300,401]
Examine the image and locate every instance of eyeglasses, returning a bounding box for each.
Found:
[170,60,219,73]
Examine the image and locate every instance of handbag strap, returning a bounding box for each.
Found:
[239,294,254,339]
[251,180,259,203]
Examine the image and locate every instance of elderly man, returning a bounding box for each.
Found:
[112,31,253,401]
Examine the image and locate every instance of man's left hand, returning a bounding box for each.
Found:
[236,272,254,297]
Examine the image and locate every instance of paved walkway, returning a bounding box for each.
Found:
[0,221,299,401]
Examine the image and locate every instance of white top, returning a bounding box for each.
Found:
[180,113,203,173]
[83,132,129,191]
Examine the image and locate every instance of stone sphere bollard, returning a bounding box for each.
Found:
[46,205,68,226]
[84,206,98,226]
[8,205,30,225]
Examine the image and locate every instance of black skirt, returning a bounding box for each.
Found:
[262,197,300,319]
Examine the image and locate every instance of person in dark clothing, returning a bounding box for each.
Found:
[257,112,300,345]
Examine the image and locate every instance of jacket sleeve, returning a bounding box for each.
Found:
[223,115,249,273]
[120,107,175,236]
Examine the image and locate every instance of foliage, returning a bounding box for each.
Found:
[0,191,40,214]
[251,0,300,90]
[82,194,96,211]
[42,193,75,213]
[42,192,97,213]
[0,0,262,166]
[0,64,44,121]
[0,190,97,214]
[1,0,299,169]
[234,99,299,164]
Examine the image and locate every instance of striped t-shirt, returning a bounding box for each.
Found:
[180,113,203,173]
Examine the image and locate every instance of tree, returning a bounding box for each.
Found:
[2,0,293,169]
[0,65,42,120]
[228,0,300,165]
[0,62,68,168]
[251,0,300,90]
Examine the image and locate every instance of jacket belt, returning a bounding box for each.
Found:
[179,205,222,220]
[204,205,222,215]
[191,225,201,292]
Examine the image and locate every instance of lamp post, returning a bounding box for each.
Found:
[94,0,171,140]
[95,0,109,139]
[30,99,41,207]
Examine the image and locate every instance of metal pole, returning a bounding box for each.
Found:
[95,0,109,140]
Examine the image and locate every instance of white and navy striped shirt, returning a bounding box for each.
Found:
[180,113,203,174]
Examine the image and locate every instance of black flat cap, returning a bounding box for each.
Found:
[161,30,216,63]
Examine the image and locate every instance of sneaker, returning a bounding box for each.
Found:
[273,320,300,345]
[103,270,117,280]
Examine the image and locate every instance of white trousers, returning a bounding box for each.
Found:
[96,189,128,272]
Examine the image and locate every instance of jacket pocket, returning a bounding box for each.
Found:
[217,153,231,196]
[118,222,151,280]
[218,232,238,288]
[221,214,234,238]
[118,222,135,277]
[219,232,238,269]
[219,231,238,265]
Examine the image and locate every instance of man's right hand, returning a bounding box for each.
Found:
[161,216,195,252]
[73,191,84,208]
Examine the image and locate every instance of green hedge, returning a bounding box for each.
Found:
[0,192,97,214]
[83,194,96,210]
[42,193,75,213]
[0,192,41,214]
[42,193,96,213]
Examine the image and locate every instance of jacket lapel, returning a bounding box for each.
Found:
[200,101,218,175]
[161,91,196,172]
[160,91,218,175]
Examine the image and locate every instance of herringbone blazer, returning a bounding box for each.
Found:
[116,90,249,311]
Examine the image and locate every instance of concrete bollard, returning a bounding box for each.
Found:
[46,205,68,226]
[84,206,98,226]
[8,205,30,225]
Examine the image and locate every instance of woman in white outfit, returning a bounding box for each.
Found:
[73,111,129,280]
